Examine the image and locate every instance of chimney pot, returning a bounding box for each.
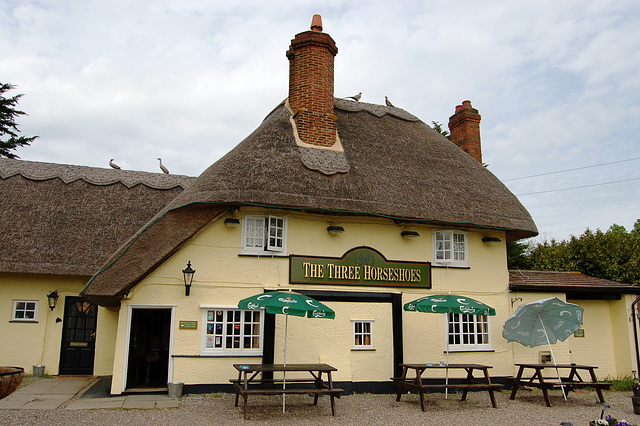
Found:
[311,14,323,31]
[455,105,464,113]
[462,100,472,108]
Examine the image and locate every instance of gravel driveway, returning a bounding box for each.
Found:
[1,388,638,425]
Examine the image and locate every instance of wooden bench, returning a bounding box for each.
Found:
[392,377,503,410]
[507,364,611,407]
[230,380,344,419]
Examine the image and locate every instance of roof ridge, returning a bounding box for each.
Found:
[334,98,421,122]
[0,158,195,190]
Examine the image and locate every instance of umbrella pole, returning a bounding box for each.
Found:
[283,314,288,413]
[540,313,567,401]
[445,330,449,399]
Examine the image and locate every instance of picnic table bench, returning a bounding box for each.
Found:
[231,363,343,419]
[392,363,503,410]
[508,363,611,407]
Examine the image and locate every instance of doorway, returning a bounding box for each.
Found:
[59,296,98,375]
[126,308,171,389]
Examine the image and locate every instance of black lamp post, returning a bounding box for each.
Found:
[47,290,59,311]
[183,261,195,296]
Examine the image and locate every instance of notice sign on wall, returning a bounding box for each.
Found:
[290,246,431,289]
[179,321,197,330]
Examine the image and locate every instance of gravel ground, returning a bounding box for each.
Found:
[1,388,638,425]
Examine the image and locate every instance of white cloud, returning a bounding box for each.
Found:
[1,0,639,240]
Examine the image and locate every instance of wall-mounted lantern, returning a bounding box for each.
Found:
[401,230,420,239]
[47,290,59,311]
[182,261,195,296]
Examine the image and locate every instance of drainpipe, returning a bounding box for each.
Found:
[632,295,640,376]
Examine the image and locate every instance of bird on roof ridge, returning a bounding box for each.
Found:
[346,92,361,101]
[385,96,395,107]
[109,159,121,170]
[157,157,170,174]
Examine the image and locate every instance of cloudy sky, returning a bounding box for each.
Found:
[2,1,639,243]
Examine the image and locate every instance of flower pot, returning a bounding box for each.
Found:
[167,382,183,398]
[0,366,24,399]
[633,395,640,415]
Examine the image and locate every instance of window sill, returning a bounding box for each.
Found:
[174,354,264,358]
[9,320,38,323]
[238,253,289,258]
[432,264,470,269]
[445,349,494,353]
[351,348,375,351]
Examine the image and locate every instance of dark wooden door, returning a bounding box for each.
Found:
[59,296,97,375]
[126,308,171,389]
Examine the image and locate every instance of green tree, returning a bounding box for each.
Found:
[506,241,531,270]
[431,121,451,140]
[0,83,38,158]
[517,219,640,285]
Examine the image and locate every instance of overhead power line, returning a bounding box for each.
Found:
[503,157,640,182]
[516,177,640,196]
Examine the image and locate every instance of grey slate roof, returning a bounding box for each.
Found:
[82,99,538,306]
[0,158,194,277]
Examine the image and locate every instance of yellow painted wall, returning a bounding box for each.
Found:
[109,208,514,392]
[93,307,118,375]
[105,208,640,393]
[0,273,88,375]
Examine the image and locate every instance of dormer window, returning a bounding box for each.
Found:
[241,214,287,255]
[433,230,468,267]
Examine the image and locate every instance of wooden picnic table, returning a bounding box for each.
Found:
[392,363,503,410]
[231,363,343,419]
[508,363,611,407]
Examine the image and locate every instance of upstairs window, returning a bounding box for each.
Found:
[433,230,468,267]
[12,300,39,322]
[241,214,287,255]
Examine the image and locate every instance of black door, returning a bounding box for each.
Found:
[126,308,171,389]
[59,296,97,375]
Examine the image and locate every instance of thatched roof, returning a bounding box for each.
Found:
[82,99,537,306]
[509,270,640,295]
[0,158,194,277]
[164,99,537,236]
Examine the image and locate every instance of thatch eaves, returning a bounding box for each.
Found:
[0,158,194,277]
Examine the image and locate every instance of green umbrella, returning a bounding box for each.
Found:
[404,294,496,316]
[238,290,335,320]
[404,294,496,397]
[238,290,335,412]
[502,297,584,400]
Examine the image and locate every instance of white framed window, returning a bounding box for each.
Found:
[201,308,264,356]
[12,300,39,322]
[433,230,468,267]
[447,313,491,351]
[241,214,287,255]
[352,319,374,350]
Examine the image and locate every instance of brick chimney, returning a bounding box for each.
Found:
[286,14,338,148]
[448,100,482,163]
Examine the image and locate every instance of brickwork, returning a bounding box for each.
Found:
[286,29,338,147]
[448,100,482,163]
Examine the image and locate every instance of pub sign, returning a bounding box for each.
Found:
[289,246,431,289]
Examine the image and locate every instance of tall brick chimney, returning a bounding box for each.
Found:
[448,100,482,163]
[286,14,339,148]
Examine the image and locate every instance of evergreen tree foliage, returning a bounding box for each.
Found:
[0,83,38,158]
